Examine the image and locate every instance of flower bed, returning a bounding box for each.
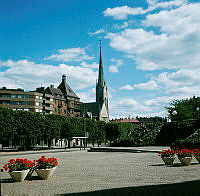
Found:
[35,156,58,169]
[3,158,34,172]
[2,156,58,182]
[158,148,200,166]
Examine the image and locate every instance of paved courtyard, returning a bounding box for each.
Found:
[0,148,200,196]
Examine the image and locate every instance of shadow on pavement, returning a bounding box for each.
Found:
[58,180,200,196]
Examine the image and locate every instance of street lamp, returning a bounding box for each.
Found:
[172,110,178,141]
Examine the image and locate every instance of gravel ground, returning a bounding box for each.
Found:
[0,148,200,196]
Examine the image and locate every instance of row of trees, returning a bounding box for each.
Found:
[0,107,164,150]
[1,96,199,151]
[0,107,107,150]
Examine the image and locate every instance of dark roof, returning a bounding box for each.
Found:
[45,86,63,98]
[0,87,24,92]
[58,75,79,99]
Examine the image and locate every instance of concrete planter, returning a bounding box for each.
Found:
[9,169,29,182]
[35,167,57,180]
[162,157,175,165]
[178,157,192,166]
[194,155,200,163]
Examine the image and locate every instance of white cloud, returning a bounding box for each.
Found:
[45,48,94,62]
[134,80,158,90]
[1,59,97,91]
[114,21,129,29]
[104,6,144,20]
[111,98,150,112]
[143,3,200,35]
[109,65,119,73]
[155,69,200,96]
[77,88,96,103]
[81,61,99,69]
[120,80,158,91]
[103,0,187,20]
[89,29,105,36]
[144,96,175,107]
[109,58,123,73]
[109,97,159,118]
[120,84,134,90]
[106,2,200,71]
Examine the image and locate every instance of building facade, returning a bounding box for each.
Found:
[36,75,81,117]
[0,87,54,113]
[83,45,109,122]
[0,75,81,117]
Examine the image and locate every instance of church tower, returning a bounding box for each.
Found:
[96,43,109,122]
[82,42,109,122]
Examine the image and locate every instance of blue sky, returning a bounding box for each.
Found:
[1,0,200,119]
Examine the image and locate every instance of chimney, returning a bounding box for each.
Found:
[50,85,54,88]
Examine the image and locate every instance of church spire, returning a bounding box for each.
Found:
[97,40,104,87]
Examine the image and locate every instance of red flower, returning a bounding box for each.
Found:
[158,149,176,158]
[2,158,35,172]
[35,156,58,169]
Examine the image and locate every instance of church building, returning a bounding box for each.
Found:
[82,45,109,122]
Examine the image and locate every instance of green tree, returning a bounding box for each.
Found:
[44,114,62,149]
[166,96,200,121]
[105,122,120,145]
[0,107,16,149]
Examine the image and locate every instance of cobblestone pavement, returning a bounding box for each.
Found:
[1,148,200,196]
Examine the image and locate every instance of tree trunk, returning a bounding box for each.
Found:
[48,139,51,150]
[68,139,71,149]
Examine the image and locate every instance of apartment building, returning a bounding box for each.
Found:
[0,75,81,117]
[0,87,54,113]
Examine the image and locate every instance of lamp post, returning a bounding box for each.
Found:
[172,110,178,141]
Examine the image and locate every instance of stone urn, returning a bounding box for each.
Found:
[162,157,176,165]
[9,169,29,182]
[178,157,192,166]
[35,167,57,180]
[194,155,200,163]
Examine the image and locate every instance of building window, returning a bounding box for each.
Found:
[1,94,10,98]
[24,95,30,98]
[11,94,17,98]
[2,101,9,105]
[67,109,74,114]
[18,94,23,98]
[10,101,17,105]
[58,108,62,114]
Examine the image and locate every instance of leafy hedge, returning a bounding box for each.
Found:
[105,122,163,147]
[171,129,200,149]
[156,119,199,146]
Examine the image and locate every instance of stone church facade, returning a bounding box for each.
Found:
[82,46,109,122]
